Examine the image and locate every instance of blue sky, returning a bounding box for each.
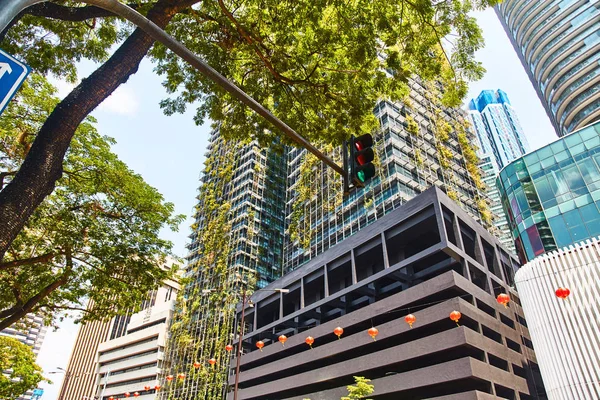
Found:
[34,8,557,400]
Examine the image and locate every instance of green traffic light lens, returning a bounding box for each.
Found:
[358,171,366,182]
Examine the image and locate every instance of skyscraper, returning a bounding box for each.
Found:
[467,89,529,253]
[160,133,288,399]
[284,77,490,271]
[495,1,600,136]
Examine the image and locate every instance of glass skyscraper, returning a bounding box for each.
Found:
[495,1,600,136]
[467,89,529,252]
[284,78,490,271]
[497,121,600,263]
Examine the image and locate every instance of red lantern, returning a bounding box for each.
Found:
[166,375,174,382]
[225,344,234,352]
[256,340,265,351]
[405,314,416,328]
[124,393,130,398]
[109,397,114,400]
[144,386,151,391]
[134,392,140,398]
[556,287,571,299]
[193,361,201,369]
[450,310,462,326]
[368,327,379,341]
[177,373,186,380]
[497,293,510,308]
[333,327,344,339]
[305,336,314,348]
[278,335,288,346]
[208,358,217,367]
[155,385,161,391]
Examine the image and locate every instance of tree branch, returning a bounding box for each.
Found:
[0,266,71,331]
[23,1,145,22]
[0,252,56,271]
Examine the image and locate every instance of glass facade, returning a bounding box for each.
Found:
[495,1,600,136]
[497,121,600,263]
[467,89,530,253]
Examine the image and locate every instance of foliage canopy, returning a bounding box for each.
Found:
[0,74,183,330]
[0,336,45,400]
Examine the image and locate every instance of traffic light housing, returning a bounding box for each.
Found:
[349,134,376,187]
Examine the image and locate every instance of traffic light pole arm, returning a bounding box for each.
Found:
[0,0,345,176]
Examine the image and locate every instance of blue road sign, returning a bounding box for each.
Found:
[0,48,30,116]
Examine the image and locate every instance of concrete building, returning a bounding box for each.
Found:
[467,89,530,253]
[58,271,179,400]
[284,77,490,272]
[230,188,546,400]
[497,121,600,264]
[515,236,600,400]
[495,0,600,136]
[58,313,114,400]
[96,280,178,400]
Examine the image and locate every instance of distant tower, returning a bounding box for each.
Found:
[495,1,600,136]
[467,89,529,253]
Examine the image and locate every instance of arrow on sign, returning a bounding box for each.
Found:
[0,62,12,79]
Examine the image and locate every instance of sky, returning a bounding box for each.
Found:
[32,7,557,400]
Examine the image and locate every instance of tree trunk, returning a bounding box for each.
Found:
[0,1,178,262]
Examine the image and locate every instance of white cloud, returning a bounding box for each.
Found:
[98,85,140,116]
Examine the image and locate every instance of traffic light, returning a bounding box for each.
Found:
[349,134,376,187]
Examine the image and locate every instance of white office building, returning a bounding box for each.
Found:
[95,279,179,400]
[514,236,600,400]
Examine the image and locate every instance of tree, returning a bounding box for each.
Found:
[0,0,499,263]
[0,74,183,331]
[302,376,375,400]
[0,336,46,400]
[342,376,375,400]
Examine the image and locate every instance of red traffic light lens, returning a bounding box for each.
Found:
[354,134,374,151]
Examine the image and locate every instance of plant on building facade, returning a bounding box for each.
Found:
[162,141,246,399]
[1,0,500,266]
[0,336,46,400]
[0,74,182,331]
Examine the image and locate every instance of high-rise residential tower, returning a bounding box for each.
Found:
[495,1,600,136]
[467,89,529,253]
[160,133,288,399]
[284,78,490,271]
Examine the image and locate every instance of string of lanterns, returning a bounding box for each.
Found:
[106,286,570,399]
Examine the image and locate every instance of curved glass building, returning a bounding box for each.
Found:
[496,0,600,136]
[497,121,600,263]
